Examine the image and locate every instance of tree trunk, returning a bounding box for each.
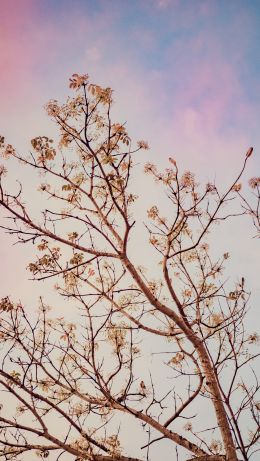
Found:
[196,342,238,461]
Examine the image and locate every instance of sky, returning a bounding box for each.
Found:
[1,0,260,164]
[0,1,260,459]
[1,0,259,299]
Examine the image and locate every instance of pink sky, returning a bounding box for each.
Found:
[0,0,259,306]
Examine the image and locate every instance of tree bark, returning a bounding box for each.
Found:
[187,456,226,461]
[196,342,238,461]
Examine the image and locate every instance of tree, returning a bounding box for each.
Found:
[0,73,259,461]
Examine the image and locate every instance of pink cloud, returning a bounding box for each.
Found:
[1,2,41,86]
[0,0,257,180]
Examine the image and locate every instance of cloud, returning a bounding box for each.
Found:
[155,0,175,9]
[85,45,102,62]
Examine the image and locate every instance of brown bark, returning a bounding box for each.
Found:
[195,343,238,461]
[187,456,226,461]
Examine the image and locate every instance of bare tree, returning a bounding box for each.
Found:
[0,74,259,461]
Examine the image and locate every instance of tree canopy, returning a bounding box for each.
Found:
[0,74,259,461]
